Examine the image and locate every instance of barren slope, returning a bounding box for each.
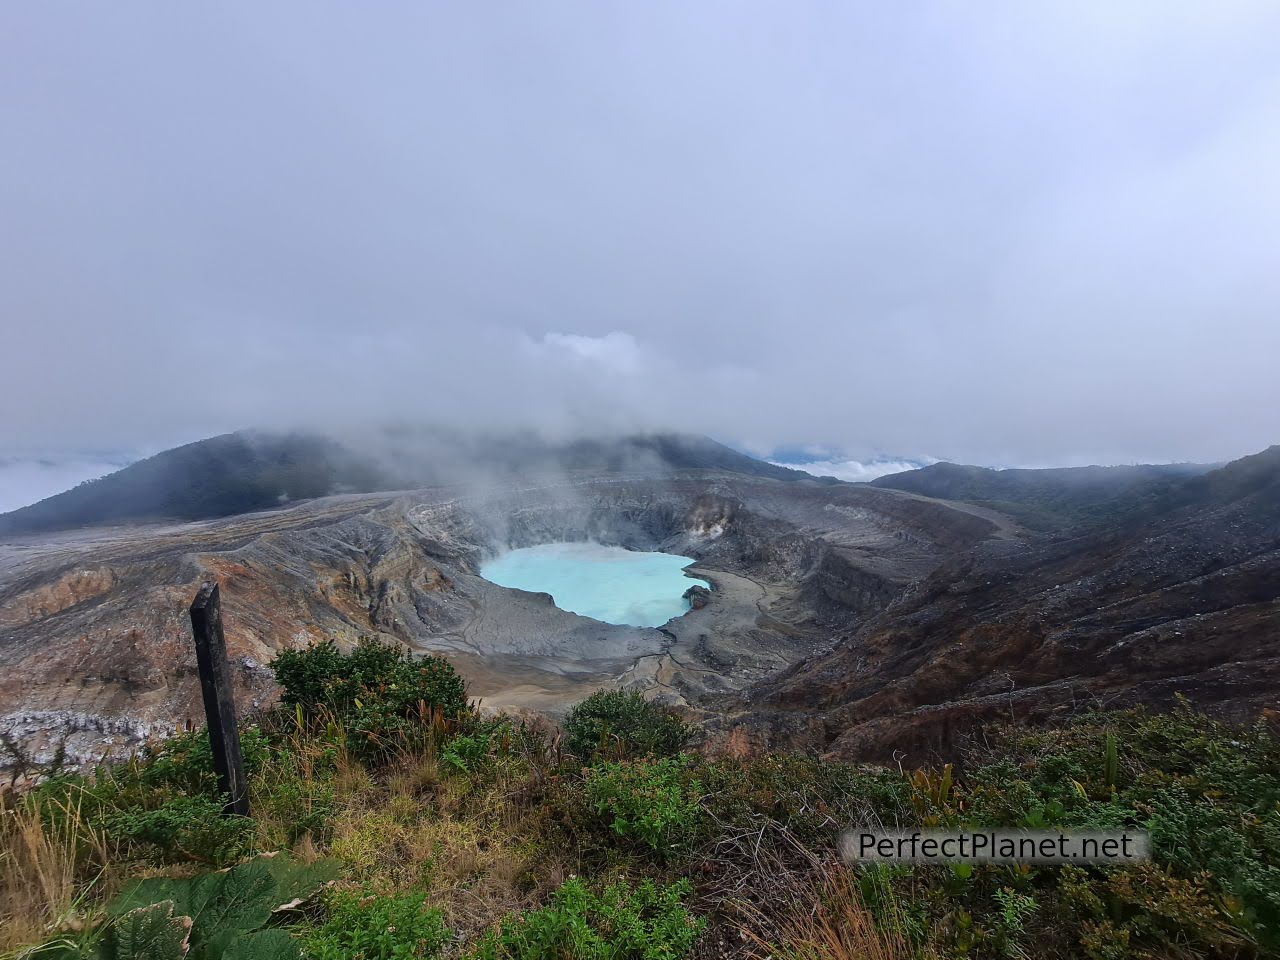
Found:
[735,447,1280,763]
[0,470,998,770]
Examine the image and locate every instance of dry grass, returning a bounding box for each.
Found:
[316,740,570,944]
[738,860,918,960]
[0,717,581,955]
[384,751,443,802]
[0,795,107,954]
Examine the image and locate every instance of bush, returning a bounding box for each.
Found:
[441,733,492,775]
[135,727,272,796]
[471,877,703,960]
[104,794,254,866]
[30,728,274,866]
[271,638,467,759]
[562,691,691,761]
[936,705,1280,957]
[299,887,451,960]
[583,757,701,857]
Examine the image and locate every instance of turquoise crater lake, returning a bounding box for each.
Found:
[479,542,711,628]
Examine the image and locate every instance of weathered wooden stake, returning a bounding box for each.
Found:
[189,582,249,817]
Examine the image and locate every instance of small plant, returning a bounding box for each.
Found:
[440,733,492,775]
[992,887,1038,951]
[1102,732,1119,793]
[562,691,691,762]
[582,757,700,857]
[104,795,254,866]
[471,877,703,960]
[271,639,467,759]
[299,887,451,960]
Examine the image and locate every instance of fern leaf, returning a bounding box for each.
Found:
[110,901,192,960]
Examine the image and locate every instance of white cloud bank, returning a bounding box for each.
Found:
[769,458,933,483]
[3,2,1280,466]
[0,455,137,513]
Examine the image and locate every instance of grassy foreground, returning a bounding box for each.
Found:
[2,638,1278,959]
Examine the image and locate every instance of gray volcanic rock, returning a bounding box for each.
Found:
[682,585,711,610]
[0,469,999,770]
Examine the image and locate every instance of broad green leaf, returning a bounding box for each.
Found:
[260,856,340,906]
[110,901,192,960]
[186,863,277,943]
[219,930,300,960]
[109,879,194,920]
[104,856,333,960]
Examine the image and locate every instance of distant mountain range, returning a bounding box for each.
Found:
[767,453,932,483]
[1,428,1253,540]
[870,459,1217,529]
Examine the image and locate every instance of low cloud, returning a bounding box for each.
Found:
[534,332,646,376]
[769,458,934,483]
[0,454,140,513]
[2,3,1278,467]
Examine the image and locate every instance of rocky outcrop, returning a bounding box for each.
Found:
[682,584,711,609]
[0,566,118,629]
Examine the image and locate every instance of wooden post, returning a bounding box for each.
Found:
[189,582,249,817]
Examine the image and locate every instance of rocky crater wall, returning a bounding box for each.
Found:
[0,473,1002,773]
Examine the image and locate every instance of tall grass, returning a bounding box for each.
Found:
[740,861,919,960]
[0,794,106,954]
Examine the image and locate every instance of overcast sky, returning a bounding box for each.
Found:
[3,2,1279,468]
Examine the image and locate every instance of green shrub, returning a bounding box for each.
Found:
[136,728,272,796]
[471,877,703,960]
[104,795,254,866]
[562,690,691,761]
[441,733,492,775]
[583,757,701,857]
[951,705,1280,957]
[299,887,451,960]
[271,638,467,759]
[31,728,274,866]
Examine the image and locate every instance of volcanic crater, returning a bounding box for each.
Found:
[0,467,1000,768]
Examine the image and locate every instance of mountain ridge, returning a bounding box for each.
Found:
[869,458,1217,529]
[0,430,812,537]
[734,444,1280,762]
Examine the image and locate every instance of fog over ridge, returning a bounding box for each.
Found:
[2,2,1279,468]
